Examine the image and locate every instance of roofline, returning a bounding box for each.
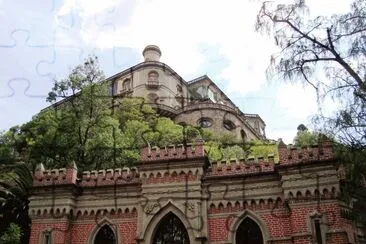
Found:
[106,61,187,85]
[188,75,266,126]
[243,113,266,126]
[41,61,187,112]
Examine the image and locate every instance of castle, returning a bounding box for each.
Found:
[28,46,365,243]
[29,139,364,243]
[106,45,265,142]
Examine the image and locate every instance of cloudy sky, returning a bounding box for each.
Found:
[0,0,352,143]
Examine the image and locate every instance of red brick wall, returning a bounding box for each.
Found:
[69,223,94,244]
[30,215,138,244]
[30,220,71,244]
[118,220,137,244]
[207,201,351,243]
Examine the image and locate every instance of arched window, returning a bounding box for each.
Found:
[148,71,159,88]
[153,213,190,244]
[197,118,213,128]
[241,129,247,142]
[235,218,263,244]
[122,78,131,91]
[94,225,116,244]
[223,120,236,131]
[147,93,159,103]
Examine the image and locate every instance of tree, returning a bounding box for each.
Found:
[293,124,319,146]
[0,164,32,243]
[256,0,365,148]
[256,0,366,222]
[0,223,22,244]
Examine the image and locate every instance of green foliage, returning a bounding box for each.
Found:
[293,130,319,147]
[249,140,278,162]
[0,223,22,244]
[0,163,31,243]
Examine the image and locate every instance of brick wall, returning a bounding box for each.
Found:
[29,141,361,244]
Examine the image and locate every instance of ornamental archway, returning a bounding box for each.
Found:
[94,224,116,244]
[152,212,190,244]
[235,217,263,244]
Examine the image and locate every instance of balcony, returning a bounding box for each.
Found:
[146,80,159,89]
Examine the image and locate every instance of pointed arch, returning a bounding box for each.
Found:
[88,218,121,244]
[152,212,190,244]
[141,202,199,244]
[228,210,269,243]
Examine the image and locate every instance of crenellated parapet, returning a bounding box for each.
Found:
[140,142,205,162]
[278,139,333,165]
[80,167,140,187]
[32,140,335,187]
[33,162,77,187]
[206,155,275,177]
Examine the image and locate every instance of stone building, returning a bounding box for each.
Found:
[106,45,265,141]
[28,139,365,244]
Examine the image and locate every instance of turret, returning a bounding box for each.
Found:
[142,45,161,62]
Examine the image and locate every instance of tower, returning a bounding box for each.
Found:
[142,45,162,62]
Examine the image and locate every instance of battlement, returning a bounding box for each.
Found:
[80,167,140,187]
[206,155,275,177]
[33,163,77,187]
[278,139,333,165]
[32,140,334,187]
[140,142,205,162]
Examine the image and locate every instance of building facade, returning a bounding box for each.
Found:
[106,45,265,141]
[28,139,364,244]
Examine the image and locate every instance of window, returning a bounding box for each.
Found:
[310,212,326,244]
[122,79,131,91]
[153,213,190,244]
[223,120,236,131]
[94,225,116,244]
[314,220,322,244]
[147,93,159,103]
[177,84,183,93]
[208,89,216,102]
[43,230,52,244]
[197,118,213,128]
[147,71,159,88]
[235,218,263,244]
[241,129,247,142]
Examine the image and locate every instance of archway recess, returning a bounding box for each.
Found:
[94,224,116,244]
[152,212,190,244]
[235,218,263,244]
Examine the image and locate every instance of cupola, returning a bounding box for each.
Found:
[142,45,162,62]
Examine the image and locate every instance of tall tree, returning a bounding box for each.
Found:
[256,0,365,148]
[293,124,319,146]
[256,0,366,222]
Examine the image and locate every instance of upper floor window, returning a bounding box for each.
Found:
[223,120,236,131]
[177,84,183,93]
[208,89,216,103]
[197,117,213,128]
[241,129,247,142]
[122,79,131,91]
[148,71,159,83]
[147,71,159,89]
[147,93,159,103]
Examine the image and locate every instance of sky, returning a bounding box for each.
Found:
[0,0,352,143]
